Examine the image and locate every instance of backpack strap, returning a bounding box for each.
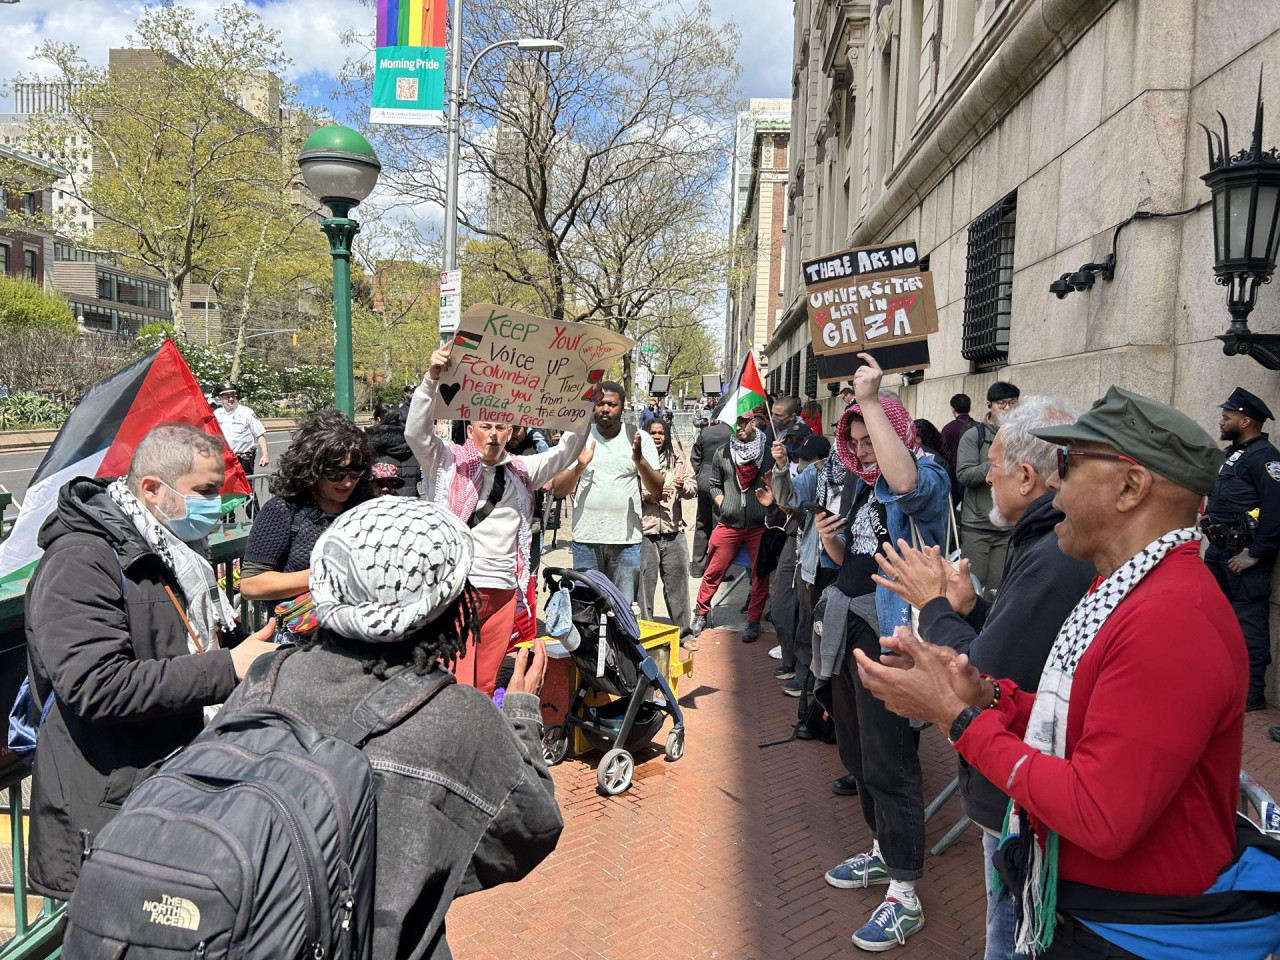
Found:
[238,644,298,704]
[335,669,457,748]
[467,464,506,529]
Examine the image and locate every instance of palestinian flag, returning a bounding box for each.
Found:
[713,350,768,426]
[0,340,251,585]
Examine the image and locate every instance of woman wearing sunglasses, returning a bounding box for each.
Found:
[240,409,374,605]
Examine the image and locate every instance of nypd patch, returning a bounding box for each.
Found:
[1267,461,1280,482]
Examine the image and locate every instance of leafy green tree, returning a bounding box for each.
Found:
[0,276,75,330]
[8,3,305,337]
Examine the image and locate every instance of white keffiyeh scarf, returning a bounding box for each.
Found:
[108,479,238,721]
[1006,526,1200,954]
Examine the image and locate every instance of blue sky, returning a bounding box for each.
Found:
[0,0,792,113]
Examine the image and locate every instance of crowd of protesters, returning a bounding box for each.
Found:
[16,335,1280,959]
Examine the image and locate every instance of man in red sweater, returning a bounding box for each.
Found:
[855,386,1244,959]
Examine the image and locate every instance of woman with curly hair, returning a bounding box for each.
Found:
[240,409,373,602]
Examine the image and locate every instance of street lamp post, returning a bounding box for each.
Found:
[204,266,240,347]
[298,125,382,417]
[440,28,563,280]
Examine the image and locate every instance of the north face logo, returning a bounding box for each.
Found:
[142,894,201,930]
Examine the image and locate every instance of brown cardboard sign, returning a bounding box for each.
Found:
[802,241,938,378]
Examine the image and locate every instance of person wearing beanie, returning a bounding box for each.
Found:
[857,386,1256,960]
[219,498,563,960]
[956,381,1021,593]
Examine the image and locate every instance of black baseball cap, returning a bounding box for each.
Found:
[795,435,832,461]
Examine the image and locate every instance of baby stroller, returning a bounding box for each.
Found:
[540,568,686,796]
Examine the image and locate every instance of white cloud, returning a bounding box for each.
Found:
[706,0,792,99]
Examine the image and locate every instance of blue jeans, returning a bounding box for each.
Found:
[572,541,643,604]
[982,831,1028,960]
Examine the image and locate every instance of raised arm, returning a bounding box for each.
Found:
[405,345,457,499]
[853,354,917,495]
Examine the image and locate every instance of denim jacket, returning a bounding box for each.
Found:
[771,462,824,586]
[839,454,952,637]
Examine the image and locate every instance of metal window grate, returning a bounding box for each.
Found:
[962,192,1017,368]
[787,353,801,397]
[805,344,817,398]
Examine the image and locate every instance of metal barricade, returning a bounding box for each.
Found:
[0,775,66,958]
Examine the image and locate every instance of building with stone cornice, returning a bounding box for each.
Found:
[770,0,1280,700]
[725,100,790,384]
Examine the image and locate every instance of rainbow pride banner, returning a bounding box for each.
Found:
[370,0,447,126]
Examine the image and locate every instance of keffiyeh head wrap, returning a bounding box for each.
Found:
[310,498,473,643]
[834,395,921,486]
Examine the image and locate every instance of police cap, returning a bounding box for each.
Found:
[1220,387,1273,423]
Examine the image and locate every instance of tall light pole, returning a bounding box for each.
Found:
[440,27,563,294]
[298,125,381,418]
[204,266,240,347]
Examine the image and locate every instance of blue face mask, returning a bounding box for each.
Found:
[159,481,223,542]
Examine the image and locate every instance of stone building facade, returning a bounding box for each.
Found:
[768,0,1280,700]
[725,100,790,380]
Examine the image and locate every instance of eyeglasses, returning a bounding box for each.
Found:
[990,399,1019,410]
[1056,449,1139,480]
[322,465,366,482]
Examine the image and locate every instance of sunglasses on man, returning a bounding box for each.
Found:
[1056,448,1138,480]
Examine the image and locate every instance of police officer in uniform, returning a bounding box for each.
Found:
[1203,387,1280,711]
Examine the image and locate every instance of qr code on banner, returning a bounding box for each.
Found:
[395,77,418,101]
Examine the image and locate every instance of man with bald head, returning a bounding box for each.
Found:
[855,387,1249,959]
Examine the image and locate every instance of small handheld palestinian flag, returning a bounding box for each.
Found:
[712,350,768,427]
[0,340,251,585]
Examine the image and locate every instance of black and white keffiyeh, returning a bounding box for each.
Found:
[729,430,766,468]
[1007,525,1200,954]
[310,497,473,644]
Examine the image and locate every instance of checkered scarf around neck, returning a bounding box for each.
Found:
[310,497,473,643]
[834,396,921,486]
[434,436,533,605]
[729,429,767,490]
[813,448,848,507]
[107,477,237,659]
[1003,525,1201,955]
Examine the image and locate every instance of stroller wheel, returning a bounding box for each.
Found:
[664,728,685,762]
[597,748,634,796]
[542,725,569,765]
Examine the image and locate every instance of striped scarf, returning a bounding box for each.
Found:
[1004,526,1201,954]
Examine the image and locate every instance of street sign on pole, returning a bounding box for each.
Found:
[439,268,461,335]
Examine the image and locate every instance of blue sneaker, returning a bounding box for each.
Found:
[851,898,925,952]
[824,851,890,889]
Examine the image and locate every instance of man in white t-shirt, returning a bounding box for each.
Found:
[552,382,663,604]
[213,385,269,514]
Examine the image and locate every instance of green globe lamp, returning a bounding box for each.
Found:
[299,125,382,417]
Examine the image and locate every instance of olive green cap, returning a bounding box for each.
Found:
[1029,385,1224,496]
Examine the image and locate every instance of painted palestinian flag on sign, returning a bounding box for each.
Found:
[0,340,251,585]
[713,350,768,427]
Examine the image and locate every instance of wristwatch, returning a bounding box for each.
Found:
[948,705,985,745]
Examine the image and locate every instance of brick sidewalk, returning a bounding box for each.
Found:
[445,623,1280,960]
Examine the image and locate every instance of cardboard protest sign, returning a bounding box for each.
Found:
[436,304,635,430]
[802,240,938,379]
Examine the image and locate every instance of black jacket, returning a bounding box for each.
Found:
[224,645,563,960]
[367,414,422,494]
[691,422,731,492]
[708,444,768,529]
[24,477,238,898]
[917,492,1095,830]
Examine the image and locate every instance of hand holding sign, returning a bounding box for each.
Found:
[428,344,453,381]
[434,305,634,431]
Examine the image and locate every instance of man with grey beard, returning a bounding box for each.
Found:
[869,398,1096,960]
[956,381,1020,592]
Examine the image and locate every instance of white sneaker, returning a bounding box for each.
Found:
[768,644,782,660]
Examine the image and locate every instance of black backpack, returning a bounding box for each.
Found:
[63,646,455,960]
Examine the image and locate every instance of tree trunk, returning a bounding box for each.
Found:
[230,220,270,383]
[168,278,187,338]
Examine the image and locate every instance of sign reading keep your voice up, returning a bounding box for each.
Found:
[436,304,635,430]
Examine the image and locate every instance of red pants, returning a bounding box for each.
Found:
[511,576,538,647]
[696,525,770,623]
[454,587,516,696]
